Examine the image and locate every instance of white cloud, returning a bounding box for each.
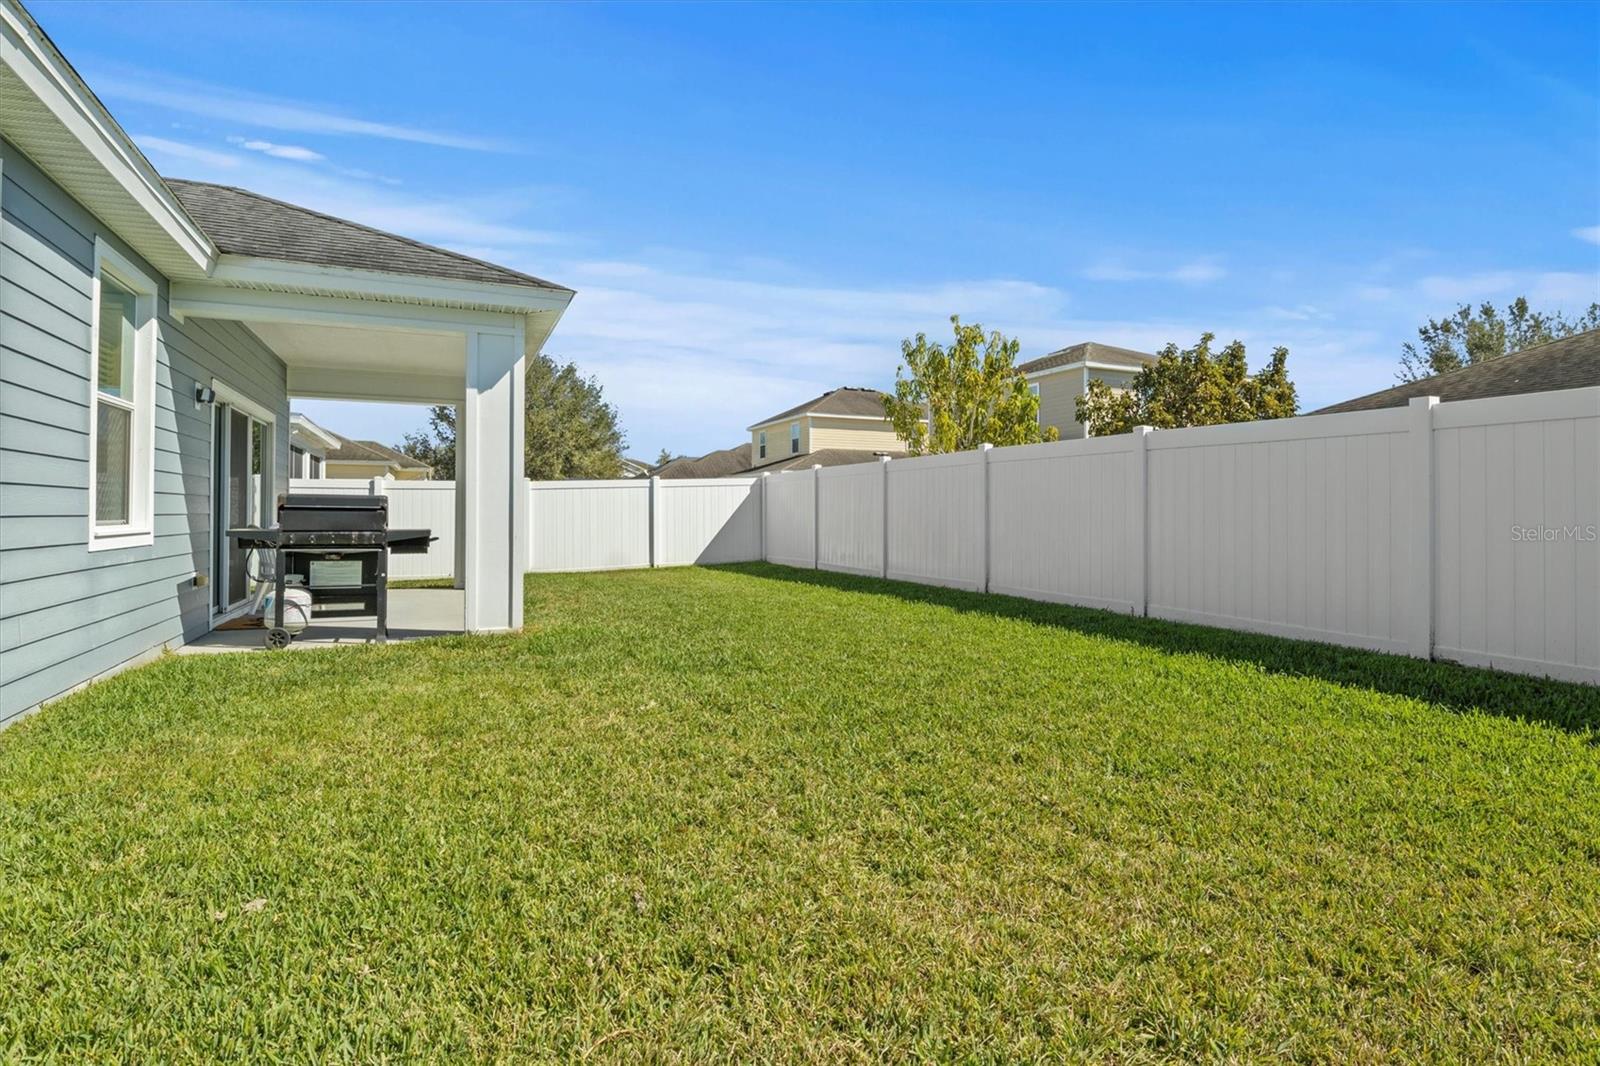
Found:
[228,137,324,162]
[1083,257,1226,284]
[134,135,241,169]
[1414,270,1599,307]
[131,136,561,253]
[94,68,507,151]
[1573,225,1600,245]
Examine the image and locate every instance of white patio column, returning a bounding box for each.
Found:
[453,400,467,591]
[461,326,526,632]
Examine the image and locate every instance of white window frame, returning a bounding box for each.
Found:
[758,430,766,460]
[87,238,159,552]
[790,421,800,454]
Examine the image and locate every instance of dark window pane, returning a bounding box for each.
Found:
[95,401,131,524]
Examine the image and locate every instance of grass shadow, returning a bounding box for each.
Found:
[710,563,1600,736]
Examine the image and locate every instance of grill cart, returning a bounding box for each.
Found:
[228,494,435,649]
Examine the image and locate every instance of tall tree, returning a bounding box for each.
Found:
[396,353,626,481]
[1399,297,1600,382]
[883,315,1057,455]
[1075,333,1297,437]
[523,355,625,480]
[399,407,456,480]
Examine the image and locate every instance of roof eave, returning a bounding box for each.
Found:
[1,0,216,278]
[210,255,574,315]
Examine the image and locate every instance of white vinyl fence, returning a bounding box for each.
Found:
[760,387,1600,685]
[524,477,761,572]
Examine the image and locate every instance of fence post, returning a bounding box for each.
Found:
[1131,426,1151,617]
[759,473,770,562]
[649,476,661,568]
[1406,396,1439,659]
[978,443,993,593]
[879,455,891,579]
[811,464,822,570]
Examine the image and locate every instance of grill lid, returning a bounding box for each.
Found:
[280,494,388,511]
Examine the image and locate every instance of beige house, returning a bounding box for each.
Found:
[1018,342,1155,439]
[748,387,904,464]
[324,433,433,480]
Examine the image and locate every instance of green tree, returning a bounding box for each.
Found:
[397,353,626,481]
[655,448,674,467]
[524,355,625,480]
[883,315,1057,455]
[399,407,456,479]
[1075,333,1297,437]
[1399,297,1600,382]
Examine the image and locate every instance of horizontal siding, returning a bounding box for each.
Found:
[1036,370,1086,440]
[0,138,289,724]
[806,416,902,454]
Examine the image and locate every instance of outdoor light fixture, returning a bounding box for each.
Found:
[194,384,216,408]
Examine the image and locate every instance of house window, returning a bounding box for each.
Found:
[1028,381,1041,424]
[309,455,322,478]
[290,445,306,478]
[1028,382,1040,398]
[88,240,157,551]
[758,430,766,460]
[790,422,800,454]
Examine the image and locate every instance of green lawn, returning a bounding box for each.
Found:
[2,565,1597,1061]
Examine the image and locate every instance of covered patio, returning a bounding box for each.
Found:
[164,181,573,637]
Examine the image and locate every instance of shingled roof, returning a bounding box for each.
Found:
[652,443,755,480]
[1017,342,1156,375]
[748,387,889,429]
[1312,329,1600,414]
[327,433,431,471]
[165,179,571,292]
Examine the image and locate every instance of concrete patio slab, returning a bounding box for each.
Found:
[181,588,464,654]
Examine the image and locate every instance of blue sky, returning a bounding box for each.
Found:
[35,0,1600,460]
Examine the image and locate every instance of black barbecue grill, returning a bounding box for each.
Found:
[228,494,434,649]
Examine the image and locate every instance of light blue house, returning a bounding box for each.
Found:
[0,0,573,724]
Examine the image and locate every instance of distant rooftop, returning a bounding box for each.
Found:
[1312,329,1600,414]
[327,433,431,471]
[749,387,889,429]
[1017,342,1156,375]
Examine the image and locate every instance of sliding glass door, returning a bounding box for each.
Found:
[212,401,274,614]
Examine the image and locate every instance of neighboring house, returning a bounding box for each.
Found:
[0,0,573,724]
[650,387,907,481]
[619,456,652,478]
[1311,329,1600,414]
[1017,342,1156,439]
[748,386,904,464]
[325,432,432,480]
[289,412,338,479]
